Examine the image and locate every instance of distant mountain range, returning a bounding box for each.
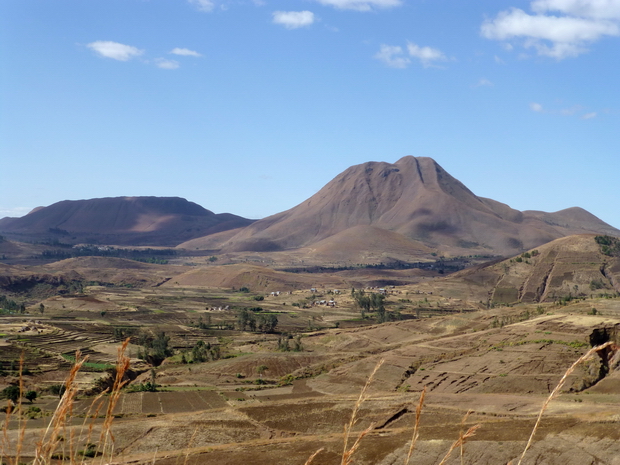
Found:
[1,157,618,254]
[0,196,254,246]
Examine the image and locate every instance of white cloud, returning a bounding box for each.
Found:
[315,0,402,12]
[481,3,620,59]
[272,11,315,29]
[189,0,215,12]
[375,42,448,69]
[155,58,180,69]
[532,0,620,19]
[87,41,144,61]
[374,45,410,68]
[582,111,597,119]
[530,102,544,112]
[170,48,202,57]
[406,42,447,67]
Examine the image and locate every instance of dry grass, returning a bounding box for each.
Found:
[306,341,616,465]
[341,359,384,465]
[3,340,616,465]
[1,339,130,465]
[403,386,426,465]
[513,340,615,465]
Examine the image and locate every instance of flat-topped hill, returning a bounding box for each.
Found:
[0,196,254,246]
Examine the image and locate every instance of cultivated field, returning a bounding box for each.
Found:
[2,242,620,464]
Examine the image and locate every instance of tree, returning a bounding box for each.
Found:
[237,309,250,331]
[49,384,66,398]
[150,332,172,365]
[39,303,45,314]
[2,385,20,403]
[256,314,277,333]
[25,390,37,403]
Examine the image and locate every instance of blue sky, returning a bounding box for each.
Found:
[2,0,619,229]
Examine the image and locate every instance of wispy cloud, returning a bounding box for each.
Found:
[170,48,202,57]
[530,102,544,112]
[474,78,494,87]
[155,58,180,69]
[189,0,215,12]
[531,0,620,20]
[530,100,598,119]
[87,41,144,61]
[375,42,447,68]
[407,42,447,67]
[482,1,620,59]
[374,45,410,68]
[272,11,316,29]
[315,0,402,12]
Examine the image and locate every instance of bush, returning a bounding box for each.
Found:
[25,390,37,403]
[1,385,20,403]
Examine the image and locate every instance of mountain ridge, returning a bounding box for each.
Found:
[207,156,619,256]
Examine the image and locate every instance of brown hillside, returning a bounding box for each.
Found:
[0,196,254,246]
[214,156,619,257]
[438,234,620,305]
[161,263,352,292]
[299,225,433,264]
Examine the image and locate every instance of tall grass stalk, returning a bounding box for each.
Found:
[515,341,614,465]
[181,426,199,465]
[33,350,86,464]
[96,338,131,464]
[15,355,27,465]
[303,447,324,465]
[459,410,473,465]
[437,424,481,465]
[0,355,27,465]
[341,358,384,465]
[403,386,426,465]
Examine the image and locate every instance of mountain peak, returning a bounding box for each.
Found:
[214,156,619,256]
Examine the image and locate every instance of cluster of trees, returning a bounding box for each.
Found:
[351,289,402,323]
[596,235,620,257]
[186,340,221,363]
[352,289,388,321]
[136,332,173,366]
[237,309,278,333]
[0,295,24,314]
[1,385,37,404]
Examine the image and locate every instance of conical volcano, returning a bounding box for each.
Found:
[216,156,618,256]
